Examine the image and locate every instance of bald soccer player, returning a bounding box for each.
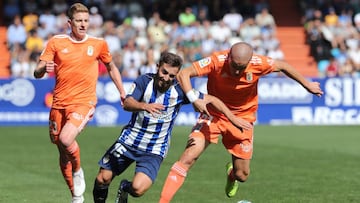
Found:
[159,42,323,202]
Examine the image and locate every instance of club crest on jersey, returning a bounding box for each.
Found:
[87,46,94,56]
[198,57,211,68]
[246,72,253,82]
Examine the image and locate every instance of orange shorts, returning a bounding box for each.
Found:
[48,105,95,144]
[191,114,254,159]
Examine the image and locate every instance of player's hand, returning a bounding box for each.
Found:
[45,61,57,73]
[119,93,126,106]
[192,99,210,116]
[307,81,323,97]
[144,103,165,116]
[229,117,253,132]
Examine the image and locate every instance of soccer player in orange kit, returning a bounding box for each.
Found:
[159,42,324,202]
[33,3,126,203]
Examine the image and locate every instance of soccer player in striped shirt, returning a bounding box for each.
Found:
[92,51,252,203]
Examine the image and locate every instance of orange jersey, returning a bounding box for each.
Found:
[192,50,276,122]
[39,34,112,108]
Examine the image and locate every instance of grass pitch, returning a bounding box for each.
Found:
[0,125,359,203]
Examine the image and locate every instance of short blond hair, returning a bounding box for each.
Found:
[67,3,89,19]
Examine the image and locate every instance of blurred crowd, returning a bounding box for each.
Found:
[6,0,360,79]
[300,0,360,77]
[3,0,282,79]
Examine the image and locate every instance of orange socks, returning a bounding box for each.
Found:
[60,160,73,193]
[59,141,81,195]
[66,141,81,172]
[159,161,188,203]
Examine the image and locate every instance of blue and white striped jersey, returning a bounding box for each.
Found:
[119,73,203,158]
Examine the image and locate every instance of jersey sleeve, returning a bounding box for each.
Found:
[256,55,276,75]
[191,53,219,76]
[126,75,149,101]
[98,40,112,64]
[39,37,55,61]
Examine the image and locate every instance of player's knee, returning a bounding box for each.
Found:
[59,136,71,147]
[130,185,146,197]
[234,169,250,182]
[179,152,199,167]
[96,172,112,185]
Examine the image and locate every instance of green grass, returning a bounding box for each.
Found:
[1,125,359,203]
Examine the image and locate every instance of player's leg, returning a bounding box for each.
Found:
[116,172,152,203]
[57,144,73,194]
[62,105,94,199]
[159,135,212,203]
[49,109,74,195]
[226,157,250,197]
[160,114,219,203]
[94,141,132,203]
[116,147,163,202]
[93,168,114,203]
[60,122,85,197]
[222,120,253,197]
[232,157,251,182]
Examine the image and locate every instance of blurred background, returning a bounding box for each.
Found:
[1,0,359,126]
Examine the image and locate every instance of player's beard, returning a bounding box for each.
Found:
[154,74,172,93]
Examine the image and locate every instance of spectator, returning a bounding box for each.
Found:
[139,48,157,75]
[11,48,32,78]
[210,20,232,43]
[240,17,262,45]
[7,14,27,50]
[147,12,168,47]
[22,10,38,32]
[103,21,122,54]
[179,7,196,26]
[39,8,57,38]
[196,7,209,23]
[338,58,355,77]
[117,17,137,48]
[25,29,44,56]
[324,7,338,27]
[255,7,276,31]
[222,8,243,36]
[122,39,141,79]
[353,11,360,32]
[52,0,68,15]
[88,6,103,37]
[325,56,339,77]
[55,11,69,34]
[267,43,285,60]
[89,6,103,28]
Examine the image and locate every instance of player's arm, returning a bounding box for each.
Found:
[273,60,323,97]
[105,61,127,104]
[177,66,210,115]
[176,65,198,94]
[34,60,56,78]
[123,96,164,116]
[203,94,253,130]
